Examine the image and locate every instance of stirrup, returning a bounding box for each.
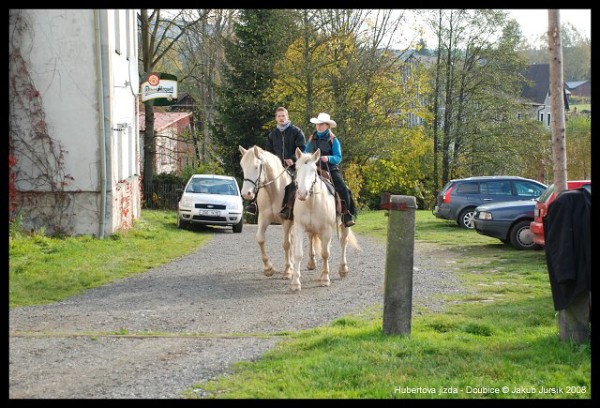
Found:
[245,203,257,215]
[280,207,292,220]
[343,213,355,227]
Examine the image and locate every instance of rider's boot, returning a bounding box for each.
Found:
[245,201,257,215]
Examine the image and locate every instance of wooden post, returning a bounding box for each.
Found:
[382,195,416,335]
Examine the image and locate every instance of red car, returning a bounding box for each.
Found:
[530,180,591,246]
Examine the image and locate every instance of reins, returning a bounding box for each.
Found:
[244,157,291,196]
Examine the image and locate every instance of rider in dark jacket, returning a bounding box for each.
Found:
[245,107,306,218]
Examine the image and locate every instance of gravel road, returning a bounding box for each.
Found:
[9,222,465,399]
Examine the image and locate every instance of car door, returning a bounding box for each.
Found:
[478,180,514,204]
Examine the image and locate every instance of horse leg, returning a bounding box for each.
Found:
[281,220,293,280]
[306,232,317,270]
[338,222,349,278]
[256,218,274,276]
[318,230,332,287]
[290,223,304,292]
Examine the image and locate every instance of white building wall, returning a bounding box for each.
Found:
[9,9,140,236]
[19,9,101,193]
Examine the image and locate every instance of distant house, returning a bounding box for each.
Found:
[9,9,141,237]
[519,63,569,129]
[169,92,197,112]
[139,110,195,175]
[566,80,591,98]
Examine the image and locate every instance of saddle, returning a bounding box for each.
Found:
[317,168,344,214]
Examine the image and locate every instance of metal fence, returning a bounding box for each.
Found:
[142,182,184,210]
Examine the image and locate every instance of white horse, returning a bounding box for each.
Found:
[290,147,360,291]
[239,145,317,279]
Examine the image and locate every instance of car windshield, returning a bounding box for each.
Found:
[186,178,238,195]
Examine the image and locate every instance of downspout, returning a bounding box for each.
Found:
[94,10,109,238]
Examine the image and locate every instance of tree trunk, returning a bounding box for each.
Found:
[143,101,155,186]
[547,10,568,193]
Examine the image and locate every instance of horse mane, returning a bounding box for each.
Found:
[241,145,285,173]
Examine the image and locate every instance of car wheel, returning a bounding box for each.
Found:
[177,215,189,230]
[232,219,243,233]
[509,220,541,250]
[458,208,477,229]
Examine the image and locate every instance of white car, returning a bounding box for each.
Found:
[177,174,244,233]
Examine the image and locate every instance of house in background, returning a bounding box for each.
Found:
[566,80,591,99]
[519,63,569,129]
[9,9,141,237]
[139,110,195,176]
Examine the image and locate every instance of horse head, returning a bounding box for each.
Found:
[239,145,265,201]
[295,147,321,201]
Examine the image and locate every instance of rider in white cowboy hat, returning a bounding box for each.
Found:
[305,112,357,227]
[309,112,337,128]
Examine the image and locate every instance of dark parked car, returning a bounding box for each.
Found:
[530,180,591,246]
[473,199,540,250]
[433,176,547,229]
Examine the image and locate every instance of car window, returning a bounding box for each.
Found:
[537,184,555,202]
[213,180,239,195]
[514,181,545,197]
[480,181,511,195]
[440,181,455,193]
[455,182,479,194]
[187,179,210,193]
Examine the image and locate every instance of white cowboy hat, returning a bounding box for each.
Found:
[309,112,337,128]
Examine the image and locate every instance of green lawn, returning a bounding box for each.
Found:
[9,209,591,399]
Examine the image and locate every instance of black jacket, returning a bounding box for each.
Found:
[265,124,306,169]
[543,188,591,310]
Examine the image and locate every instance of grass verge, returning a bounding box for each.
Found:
[9,209,591,399]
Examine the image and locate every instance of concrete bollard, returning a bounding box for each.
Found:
[382,195,417,335]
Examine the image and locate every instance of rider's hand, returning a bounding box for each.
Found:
[284,159,293,167]
[321,156,329,162]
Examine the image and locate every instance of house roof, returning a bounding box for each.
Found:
[521,64,549,104]
[139,111,192,132]
[566,80,589,89]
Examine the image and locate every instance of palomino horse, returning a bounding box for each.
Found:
[290,147,360,291]
[239,145,317,279]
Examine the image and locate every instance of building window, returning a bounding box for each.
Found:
[125,10,131,60]
[114,10,122,55]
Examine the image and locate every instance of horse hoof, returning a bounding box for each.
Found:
[307,260,316,270]
[264,268,275,277]
[290,284,301,292]
[339,266,348,278]
[319,281,331,287]
[282,273,292,280]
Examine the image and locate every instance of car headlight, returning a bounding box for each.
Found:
[180,197,193,208]
[477,211,493,220]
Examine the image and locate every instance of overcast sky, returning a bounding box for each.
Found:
[506,9,591,42]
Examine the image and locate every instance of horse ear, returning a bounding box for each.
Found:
[313,148,321,161]
[239,145,247,155]
[253,145,264,160]
[295,147,303,159]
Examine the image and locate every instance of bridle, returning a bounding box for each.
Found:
[244,158,292,196]
[295,161,321,196]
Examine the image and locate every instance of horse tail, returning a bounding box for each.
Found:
[346,227,361,250]
[337,220,361,250]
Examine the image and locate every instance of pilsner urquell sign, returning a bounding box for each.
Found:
[141,72,178,106]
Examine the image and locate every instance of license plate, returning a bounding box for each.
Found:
[199,209,220,216]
